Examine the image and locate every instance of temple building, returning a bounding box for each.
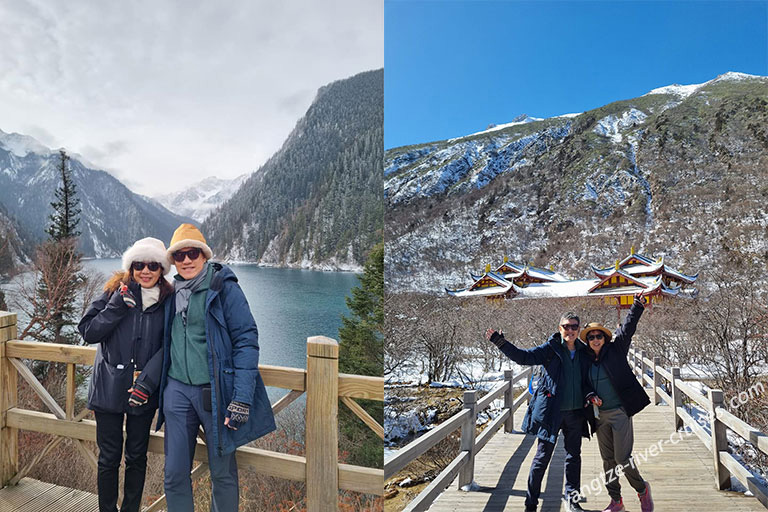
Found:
[447,248,698,309]
[473,257,570,287]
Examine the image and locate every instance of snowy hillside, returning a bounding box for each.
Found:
[385,72,768,293]
[153,174,248,223]
[0,129,191,257]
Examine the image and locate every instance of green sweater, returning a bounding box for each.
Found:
[558,340,583,411]
[589,362,622,411]
[168,266,213,386]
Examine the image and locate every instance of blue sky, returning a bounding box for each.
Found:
[385,0,768,148]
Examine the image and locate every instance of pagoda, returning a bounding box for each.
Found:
[446,248,698,310]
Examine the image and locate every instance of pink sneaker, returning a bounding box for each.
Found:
[638,481,654,512]
[602,498,625,512]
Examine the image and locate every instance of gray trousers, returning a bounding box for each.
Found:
[163,377,239,512]
[596,407,647,501]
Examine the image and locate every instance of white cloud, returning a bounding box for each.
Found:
[0,0,383,195]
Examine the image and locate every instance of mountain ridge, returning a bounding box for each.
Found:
[203,69,384,271]
[385,72,768,292]
[0,133,193,260]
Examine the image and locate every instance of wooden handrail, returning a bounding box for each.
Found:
[475,380,510,411]
[384,409,471,479]
[715,406,768,457]
[4,340,382,399]
[0,313,384,512]
[386,366,532,510]
[627,345,768,505]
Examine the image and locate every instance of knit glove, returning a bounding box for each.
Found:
[128,382,151,407]
[488,330,506,349]
[585,392,602,407]
[119,282,137,308]
[226,401,250,430]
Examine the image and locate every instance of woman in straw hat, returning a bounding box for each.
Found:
[582,291,654,512]
[78,237,173,512]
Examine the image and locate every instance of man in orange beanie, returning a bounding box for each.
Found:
[155,223,275,511]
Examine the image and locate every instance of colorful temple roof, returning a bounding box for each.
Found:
[446,271,514,298]
[591,249,698,285]
[446,249,698,307]
[471,258,569,285]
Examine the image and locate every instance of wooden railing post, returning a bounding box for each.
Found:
[708,389,731,490]
[640,350,648,387]
[0,312,18,487]
[458,390,477,490]
[652,357,661,405]
[503,370,514,433]
[671,367,683,430]
[306,336,339,512]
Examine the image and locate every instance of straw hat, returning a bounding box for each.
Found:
[579,322,613,343]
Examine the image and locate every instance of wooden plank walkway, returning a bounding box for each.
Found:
[429,391,767,512]
[0,478,98,512]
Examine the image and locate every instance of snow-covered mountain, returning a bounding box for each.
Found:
[385,72,768,293]
[0,129,191,258]
[152,174,249,223]
[203,69,383,270]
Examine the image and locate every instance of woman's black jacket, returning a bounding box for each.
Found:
[583,300,650,431]
[78,280,166,415]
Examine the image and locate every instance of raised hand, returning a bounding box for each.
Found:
[485,328,505,348]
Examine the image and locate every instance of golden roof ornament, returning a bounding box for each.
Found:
[485,263,491,273]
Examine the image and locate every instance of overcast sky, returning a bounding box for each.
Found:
[0,1,383,195]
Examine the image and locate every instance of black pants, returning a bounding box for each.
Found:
[94,410,155,512]
[525,409,584,508]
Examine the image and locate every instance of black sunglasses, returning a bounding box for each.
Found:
[172,248,202,262]
[131,261,162,272]
[587,333,605,341]
[560,323,580,331]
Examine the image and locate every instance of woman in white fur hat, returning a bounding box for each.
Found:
[78,237,173,512]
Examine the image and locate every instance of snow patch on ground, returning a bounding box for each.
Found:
[644,71,766,98]
[594,109,648,143]
[451,115,543,141]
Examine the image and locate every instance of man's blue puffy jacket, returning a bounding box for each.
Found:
[155,263,276,456]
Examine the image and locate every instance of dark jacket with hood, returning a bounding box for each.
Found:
[155,263,276,456]
[490,331,595,444]
[583,300,650,430]
[78,279,166,415]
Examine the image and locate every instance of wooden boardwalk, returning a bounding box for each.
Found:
[0,478,98,512]
[429,391,767,512]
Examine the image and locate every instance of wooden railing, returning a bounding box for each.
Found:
[384,367,532,512]
[627,346,768,509]
[0,311,384,512]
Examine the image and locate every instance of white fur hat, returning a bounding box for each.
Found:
[122,237,172,275]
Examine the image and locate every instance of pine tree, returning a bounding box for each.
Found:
[33,149,83,344]
[46,150,81,240]
[338,243,383,468]
[339,243,383,375]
